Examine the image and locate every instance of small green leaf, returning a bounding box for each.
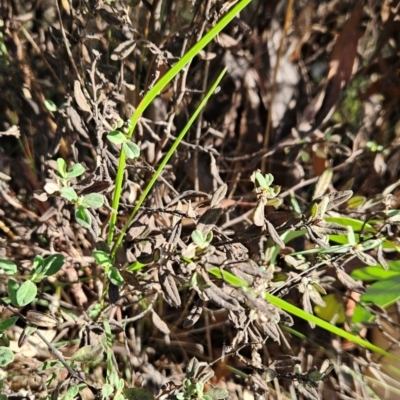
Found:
[107,130,126,145]
[0,259,17,275]
[347,196,366,209]
[15,280,37,307]
[108,370,119,388]
[255,172,267,188]
[93,251,112,266]
[264,173,274,186]
[71,343,103,362]
[196,381,204,393]
[117,378,125,390]
[108,267,124,286]
[44,99,57,112]
[30,255,45,281]
[81,193,104,209]
[66,163,85,178]
[0,347,14,367]
[192,230,204,246]
[123,141,140,159]
[75,206,92,229]
[123,388,155,400]
[310,203,319,219]
[0,316,18,332]
[57,158,67,178]
[8,279,19,306]
[60,187,78,202]
[266,197,282,208]
[102,383,114,398]
[30,254,64,282]
[347,226,356,246]
[43,253,65,277]
[65,384,80,400]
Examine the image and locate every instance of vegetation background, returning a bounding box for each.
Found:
[1,0,400,399]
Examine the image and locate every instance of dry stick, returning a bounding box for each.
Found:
[261,0,295,174]
[54,0,83,85]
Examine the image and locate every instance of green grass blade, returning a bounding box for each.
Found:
[265,292,400,360]
[107,0,252,245]
[110,68,228,257]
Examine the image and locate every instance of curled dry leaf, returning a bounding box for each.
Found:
[325,190,353,211]
[151,309,170,335]
[159,265,181,308]
[111,39,136,60]
[336,268,365,293]
[210,183,227,208]
[253,199,266,227]
[265,218,285,248]
[183,300,203,329]
[196,207,222,235]
[313,221,349,235]
[74,80,91,112]
[26,311,58,328]
[68,106,89,139]
[376,245,388,270]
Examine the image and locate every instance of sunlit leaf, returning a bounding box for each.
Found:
[361,275,400,308]
[0,347,14,367]
[0,259,17,275]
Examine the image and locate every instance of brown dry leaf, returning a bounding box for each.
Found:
[336,268,365,293]
[151,310,170,335]
[210,183,227,208]
[253,199,266,227]
[376,245,388,270]
[159,266,181,308]
[26,311,58,328]
[74,80,91,113]
[265,218,285,248]
[310,3,364,130]
[111,39,136,61]
[313,168,333,199]
[183,300,203,329]
[196,207,222,235]
[68,106,89,138]
[325,190,353,210]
